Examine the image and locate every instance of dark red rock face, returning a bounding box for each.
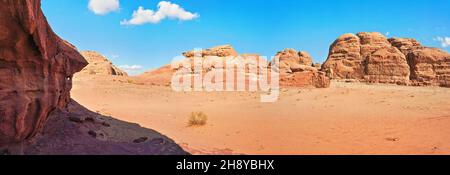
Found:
[0,0,87,145]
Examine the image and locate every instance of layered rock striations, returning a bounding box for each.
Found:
[407,48,450,87]
[322,32,449,86]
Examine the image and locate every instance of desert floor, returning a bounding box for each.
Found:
[72,75,450,155]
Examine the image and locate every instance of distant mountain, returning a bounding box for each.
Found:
[79,51,128,76]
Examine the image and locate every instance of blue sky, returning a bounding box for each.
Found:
[42,0,450,74]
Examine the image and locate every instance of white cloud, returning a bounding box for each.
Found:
[88,0,120,15]
[385,32,390,36]
[435,37,450,48]
[120,1,199,25]
[119,65,143,71]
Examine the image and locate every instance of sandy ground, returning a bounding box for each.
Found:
[72,75,450,155]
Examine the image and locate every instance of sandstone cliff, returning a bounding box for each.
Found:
[0,0,187,155]
[0,0,87,145]
[322,33,364,79]
[322,32,450,87]
[407,48,450,87]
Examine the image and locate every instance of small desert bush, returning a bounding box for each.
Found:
[188,112,208,127]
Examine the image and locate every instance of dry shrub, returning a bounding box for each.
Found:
[188,112,208,127]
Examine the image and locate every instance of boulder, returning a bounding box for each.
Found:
[0,0,88,145]
[79,51,128,76]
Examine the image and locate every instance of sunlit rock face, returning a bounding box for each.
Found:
[406,48,450,87]
[322,32,450,87]
[79,51,128,76]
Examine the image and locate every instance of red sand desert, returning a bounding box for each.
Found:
[1,1,449,155]
[72,74,450,155]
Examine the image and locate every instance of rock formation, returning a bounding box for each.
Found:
[273,49,330,88]
[0,0,187,155]
[407,48,450,87]
[322,32,411,84]
[388,38,422,55]
[79,51,128,76]
[358,32,392,58]
[357,32,411,85]
[365,47,410,84]
[322,32,450,86]
[140,45,330,88]
[0,0,87,145]
[388,37,450,87]
[275,49,314,73]
[322,33,364,79]
[280,71,330,88]
[183,44,238,58]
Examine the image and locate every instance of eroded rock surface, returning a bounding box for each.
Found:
[0,0,188,155]
[322,32,450,86]
[322,33,364,79]
[407,48,450,87]
[388,38,423,55]
[275,49,314,74]
[274,49,330,88]
[365,47,410,85]
[0,0,87,145]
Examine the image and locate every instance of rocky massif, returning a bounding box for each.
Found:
[145,33,447,89]
[322,32,450,87]
[140,45,330,88]
[0,0,186,155]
